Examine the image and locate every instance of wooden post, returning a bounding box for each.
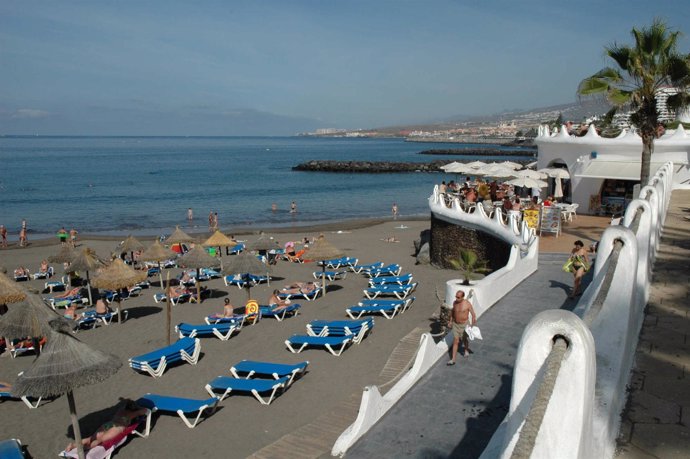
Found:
[67,391,85,459]
[165,272,172,346]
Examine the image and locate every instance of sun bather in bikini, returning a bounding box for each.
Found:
[64,399,148,452]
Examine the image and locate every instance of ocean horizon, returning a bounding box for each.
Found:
[0,136,532,240]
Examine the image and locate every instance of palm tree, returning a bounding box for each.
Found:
[577,19,690,184]
[447,248,491,286]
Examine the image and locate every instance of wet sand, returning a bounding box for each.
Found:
[0,215,609,458]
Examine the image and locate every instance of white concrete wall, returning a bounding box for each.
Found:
[480,162,674,459]
[331,187,540,457]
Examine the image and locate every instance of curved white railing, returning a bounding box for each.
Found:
[480,162,674,459]
[332,185,540,457]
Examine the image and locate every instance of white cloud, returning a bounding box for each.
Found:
[11,109,50,119]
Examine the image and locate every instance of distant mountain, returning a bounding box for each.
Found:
[369,99,612,134]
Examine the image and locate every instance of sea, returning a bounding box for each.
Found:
[0,136,533,239]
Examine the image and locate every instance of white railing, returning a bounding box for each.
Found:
[480,162,674,459]
[331,187,540,456]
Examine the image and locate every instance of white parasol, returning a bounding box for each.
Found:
[505,177,548,188]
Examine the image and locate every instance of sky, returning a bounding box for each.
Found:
[2,1,689,136]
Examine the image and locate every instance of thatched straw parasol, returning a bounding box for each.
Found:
[140,240,176,291]
[66,248,106,306]
[165,226,195,246]
[0,272,27,304]
[91,259,148,324]
[303,234,344,295]
[248,235,279,252]
[179,246,220,303]
[116,235,146,267]
[12,319,122,459]
[0,292,59,356]
[202,230,236,268]
[222,251,271,299]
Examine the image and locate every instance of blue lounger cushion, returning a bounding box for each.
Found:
[230,360,308,385]
[349,262,384,273]
[368,273,413,286]
[0,439,23,459]
[205,375,290,404]
[129,337,200,377]
[137,394,219,429]
[259,303,301,321]
[307,318,374,336]
[363,283,417,299]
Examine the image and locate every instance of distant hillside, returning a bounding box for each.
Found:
[370,99,612,134]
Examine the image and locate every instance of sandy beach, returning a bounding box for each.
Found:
[0,215,610,458]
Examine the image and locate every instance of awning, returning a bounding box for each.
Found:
[575,161,671,180]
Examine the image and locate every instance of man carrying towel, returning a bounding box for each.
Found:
[447,290,477,366]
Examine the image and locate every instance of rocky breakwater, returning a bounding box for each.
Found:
[292,160,447,173]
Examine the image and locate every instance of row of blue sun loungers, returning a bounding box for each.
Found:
[317,256,359,269]
[129,337,201,378]
[285,318,374,356]
[312,270,348,281]
[135,360,308,428]
[176,321,242,341]
[346,297,416,320]
[363,282,417,299]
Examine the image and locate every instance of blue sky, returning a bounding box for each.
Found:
[2,1,689,135]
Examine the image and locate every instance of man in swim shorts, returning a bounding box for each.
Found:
[447,290,477,365]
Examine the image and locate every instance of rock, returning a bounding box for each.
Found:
[416,242,431,265]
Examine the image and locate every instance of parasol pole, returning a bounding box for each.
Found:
[196,268,202,304]
[116,291,124,325]
[165,272,172,346]
[157,261,164,292]
[85,271,93,306]
[67,390,86,459]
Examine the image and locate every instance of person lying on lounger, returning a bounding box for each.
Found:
[169,285,190,299]
[39,259,50,274]
[282,281,318,295]
[14,267,30,278]
[63,303,83,321]
[64,399,148,452]
[95,298,111,315]
[53,287,81,299]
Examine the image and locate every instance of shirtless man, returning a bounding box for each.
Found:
[447,290,477,365]
[0,225,7,247]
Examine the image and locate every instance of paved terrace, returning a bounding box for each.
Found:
[348,190,690,458]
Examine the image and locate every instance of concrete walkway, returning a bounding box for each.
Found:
[616,190,690,458]
[347,252,582,458]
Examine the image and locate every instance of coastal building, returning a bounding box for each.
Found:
[535,124,690,215]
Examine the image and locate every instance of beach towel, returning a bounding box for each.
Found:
[464,325,483,341]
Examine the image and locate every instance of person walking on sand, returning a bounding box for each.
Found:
[213,212,219,231]
[392,203,399,219]
[69,228,78,247]
[57,227,68,246]
[447,290,477,365]
[1,225,7,248]
[19,226,27,247]
[208,211,214,231]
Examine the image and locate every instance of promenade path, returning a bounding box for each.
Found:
[347,251,581,458]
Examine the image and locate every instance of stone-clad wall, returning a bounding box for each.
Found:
[430,213,511,270]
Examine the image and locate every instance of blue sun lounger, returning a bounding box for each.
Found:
[229,360,309,386]
[129,337,201,378]
[306,318,374,344]
[368,273,413,286]
[259,303,301,321]
[137,394,220,429]
[0,386,42,409]
[176,322,242,341]
[285,335,354,356]
[153,292,191,305]
[223,274,254,289]
[204,314,247,327]
[318,256,359,269]
[346,297,416,320]
[278,285,323,302]
[0,439,24,459]
[312,270,348,281]
[364,263,402,278]
[349,261,384,274]
[363,282,417,299]
[205,375,290,404]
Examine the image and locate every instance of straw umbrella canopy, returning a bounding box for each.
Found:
[12,319,121,459]
[248,235,279,252]
[303,234,344,295]
[164,226,195,253]
[116,235,146,267]
[66,248,106,306]
[0,272,26,304]
[91,259,148,324]
[179,246,220,303]
[139,240,176,291]
[0,292,58,341]
[202,230,237,268]
[221,251,271,300]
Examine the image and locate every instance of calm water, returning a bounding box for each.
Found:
[0,136,531,238]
